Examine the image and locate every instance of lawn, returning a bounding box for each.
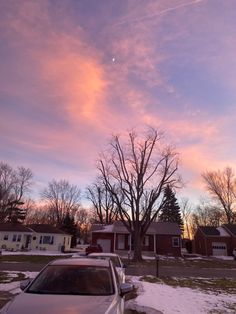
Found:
[0,254,72,264]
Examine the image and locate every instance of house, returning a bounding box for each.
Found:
[0,223,33,251]
[28,224,72,252]
[0,223,72,252]
[91,221,182,257]
[194,224,236,256]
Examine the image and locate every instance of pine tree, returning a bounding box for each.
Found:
[60,213,78,247]
[159,186,184,232]
[6,200,26,224]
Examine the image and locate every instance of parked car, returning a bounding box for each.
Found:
[88,252,126,283]
[85,243,103,255]
[0,258,133,314]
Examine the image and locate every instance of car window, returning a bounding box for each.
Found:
[26,265,115,295]
[110,256,121,267]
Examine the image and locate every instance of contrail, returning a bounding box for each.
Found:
[114,0,204,27]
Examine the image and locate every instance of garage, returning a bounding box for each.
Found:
[212,242,227,256]
[97,239,111,253]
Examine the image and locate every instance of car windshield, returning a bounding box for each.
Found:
[26,265,114,295]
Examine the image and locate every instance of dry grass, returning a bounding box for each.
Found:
[140,275,236,294]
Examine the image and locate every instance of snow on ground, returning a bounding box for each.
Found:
[0,271,38,294]
[129,276,236,314]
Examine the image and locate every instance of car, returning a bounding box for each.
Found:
[85,243,103,255]
[88,252,126,283]
[0,258,133,314]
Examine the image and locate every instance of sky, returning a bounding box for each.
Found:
[1,0,236,204]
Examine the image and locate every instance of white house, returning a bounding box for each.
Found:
[0,223,72,252]
[28,224,72,252]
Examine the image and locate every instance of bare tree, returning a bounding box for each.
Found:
[86,178,118,224]
[202,167,236,224]
[0,162,33,222]
[76,208,91,243]
[41,179,81,225]
[191,198,224,236]
[98,128,181,261]
[180,198,193,239]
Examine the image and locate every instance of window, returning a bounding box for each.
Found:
[3,234,8,241]
[117,235,125,250]
[172,237,180,247]
[43,236,52,244]
[142,236,149,246]
[17,235,21,242]
[39,236,42,244]
[12,234,17,242]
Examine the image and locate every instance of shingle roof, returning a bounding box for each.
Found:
[222,224,236,236]
[199,226,220,236]
[92,221,181,235]
[0,223,32,233]
[27,224,70,235]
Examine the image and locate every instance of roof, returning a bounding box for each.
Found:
[222,224,236,236]
[88,253,119,258]
[216,226,231,237]
[92,221,181,235]
[198,226,220,236]
[27,224,70,235]
[51,257,110,267]
[0,223,32,233]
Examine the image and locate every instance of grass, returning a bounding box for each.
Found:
[140,275,236,294]
[123,256,236,269]
[0,254,72,264]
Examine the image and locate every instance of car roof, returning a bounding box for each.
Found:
[50,258,111,267]
[88,253,120,258]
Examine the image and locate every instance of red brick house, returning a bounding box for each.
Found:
[91,221,182,257]
[194,224,236,256]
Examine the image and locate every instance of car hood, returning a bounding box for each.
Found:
[2,293,117,314]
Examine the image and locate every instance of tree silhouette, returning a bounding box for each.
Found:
[60,212,77,248]
[159,185,184,232]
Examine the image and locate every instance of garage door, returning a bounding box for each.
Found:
[97,239,111,253]
[212,242,227,256]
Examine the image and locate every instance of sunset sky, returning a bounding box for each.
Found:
[1,0,236,204]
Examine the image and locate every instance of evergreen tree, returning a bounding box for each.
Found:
[6,200,26,224]
[159,186,184,232]
[60,212,78,247]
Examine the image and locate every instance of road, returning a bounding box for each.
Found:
[1,260,236,278]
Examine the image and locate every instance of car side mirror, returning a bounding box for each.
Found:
[119,283,134,297]
[20,279,31,291]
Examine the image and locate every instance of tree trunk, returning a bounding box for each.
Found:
[132,230,143,262]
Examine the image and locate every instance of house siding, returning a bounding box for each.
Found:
[0,231,32,251]
[156,234,181,256]
[30,232,71,252]
[92,231,180,256]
